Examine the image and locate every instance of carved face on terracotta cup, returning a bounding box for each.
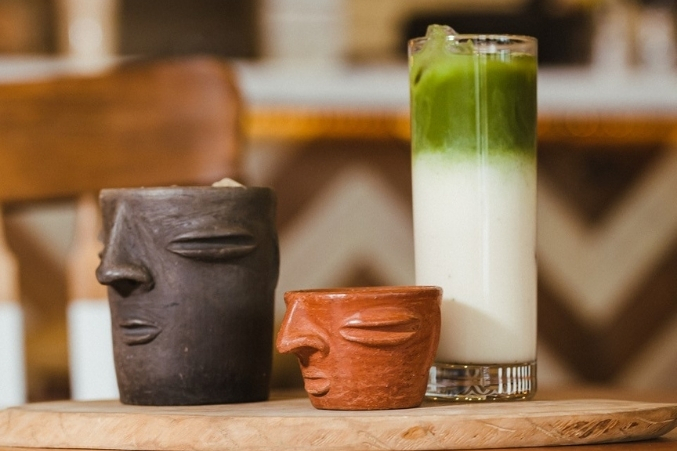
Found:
[96,186,279,406]
[277,286,441,410]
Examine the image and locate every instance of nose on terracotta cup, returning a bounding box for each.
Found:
[96,185,279,406]
[276,286,442,410]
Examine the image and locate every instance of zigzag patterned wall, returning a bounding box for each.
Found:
[246,138,677,390]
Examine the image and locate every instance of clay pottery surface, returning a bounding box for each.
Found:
[97,186,279,406]
[277,285,441,410]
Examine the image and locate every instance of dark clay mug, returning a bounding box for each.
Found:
[96,185,279,406]
[277,286,441,410]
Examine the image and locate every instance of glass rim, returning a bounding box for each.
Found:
[408,33,537,55]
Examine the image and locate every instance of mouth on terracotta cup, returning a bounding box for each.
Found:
[277,285,442,410]
[301,369,331,396]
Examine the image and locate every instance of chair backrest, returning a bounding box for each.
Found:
[0,56,242,202]
[0,56,243,404]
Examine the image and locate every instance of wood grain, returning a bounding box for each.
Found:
[0,397,675,450]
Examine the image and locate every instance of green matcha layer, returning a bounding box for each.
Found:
[410,26,537,161]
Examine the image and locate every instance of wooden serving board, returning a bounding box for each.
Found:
[1,396,676,450]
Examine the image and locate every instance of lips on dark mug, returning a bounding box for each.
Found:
[97,185,279,406]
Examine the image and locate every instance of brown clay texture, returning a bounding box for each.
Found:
[277,285,441,410]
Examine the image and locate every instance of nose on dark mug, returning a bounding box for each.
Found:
[97,185,279,406]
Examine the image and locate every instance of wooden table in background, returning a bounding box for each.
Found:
[237,63,677,149]
[244,106,677,150]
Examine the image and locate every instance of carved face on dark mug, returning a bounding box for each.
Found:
[276,286,441,410]
[97,186,279,406]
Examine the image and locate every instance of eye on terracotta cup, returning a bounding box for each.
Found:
[96,182,279,406]
[276,286,441,410]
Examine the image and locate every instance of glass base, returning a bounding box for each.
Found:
[426,361,537,402]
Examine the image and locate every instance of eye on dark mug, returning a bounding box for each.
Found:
[97,185,279,406]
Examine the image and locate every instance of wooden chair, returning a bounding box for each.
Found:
[0,56,242,405]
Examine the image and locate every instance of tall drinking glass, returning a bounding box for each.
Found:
[409,25,538,401]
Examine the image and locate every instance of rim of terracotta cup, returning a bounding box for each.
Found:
[285,285,442,300]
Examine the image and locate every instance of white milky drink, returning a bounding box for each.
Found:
[412,153,537,364]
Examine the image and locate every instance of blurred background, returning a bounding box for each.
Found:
[3,0,672,65]
[1,0,677,402]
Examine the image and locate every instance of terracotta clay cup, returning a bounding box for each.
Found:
[277,286,442,410]
[96,185,279,406]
